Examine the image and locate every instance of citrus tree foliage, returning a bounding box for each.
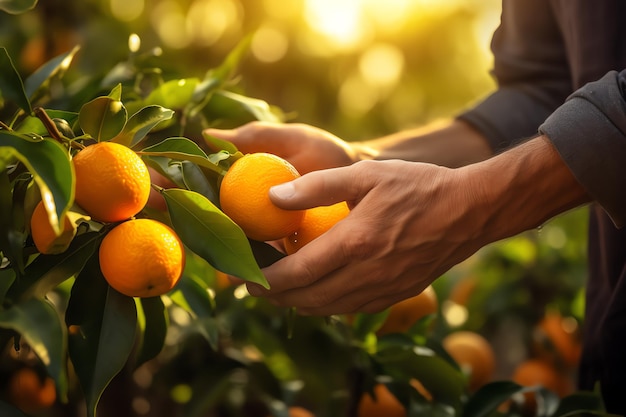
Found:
[0,2,612,417]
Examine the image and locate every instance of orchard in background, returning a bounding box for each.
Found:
[0,1,608,416]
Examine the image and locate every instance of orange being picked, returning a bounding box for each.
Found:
[30,200,76,255]
[99,218,185,297]
[442,330,495,391]
[7,367,56,414]
[72,141,151,223]
[219,152,304,241]
[283,201,350,255]
[376,285,438,336]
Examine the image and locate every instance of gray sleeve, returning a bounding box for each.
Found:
[539,70,626,227]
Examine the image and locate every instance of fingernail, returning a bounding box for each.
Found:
[270,182,296,200]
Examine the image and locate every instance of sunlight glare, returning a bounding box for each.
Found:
[303,0,367,52]
[359,43,404,88]
[151,1,191,49]
[251,24,289,63]
[110,0,144,22]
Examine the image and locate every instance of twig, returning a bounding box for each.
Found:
[34,107,84,150]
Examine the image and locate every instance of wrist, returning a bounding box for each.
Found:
[459,135,590,244]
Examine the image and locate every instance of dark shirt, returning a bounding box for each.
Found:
[458,0,626,413]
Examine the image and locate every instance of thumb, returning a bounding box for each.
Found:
[269,165,365,210]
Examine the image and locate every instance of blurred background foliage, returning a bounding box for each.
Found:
[0,0,591,416]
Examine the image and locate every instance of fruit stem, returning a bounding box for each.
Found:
[34,107,84,150]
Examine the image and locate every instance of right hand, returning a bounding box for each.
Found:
[204,121,364,174]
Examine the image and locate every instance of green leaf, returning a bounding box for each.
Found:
[205,90,282,125]
[78,96,128,142]
[202,131,240,155]
[112,105,175,148]
[0,400,28,416]
[0,0,37,14]
[0,268,16,305]
[180,160,219,205]
[0,298,68,402]
[138,137,224,174]
[169,273,219,350]
[144,78,199,110]
[134,296,168,367]
[67,255,137,417]
[24,46,80,103]
[0,132,74,231]
[0,48,31,113]
[16,110,79,137]
[552,391,608,416]
[161,188,269,288]
[375,345,466,410]
[463,381,525,417]
[7,232,101,302]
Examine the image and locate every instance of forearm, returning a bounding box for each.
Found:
[353,119,494,168]
[460,135,590,244]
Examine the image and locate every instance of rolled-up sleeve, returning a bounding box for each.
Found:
[539,70,626,227]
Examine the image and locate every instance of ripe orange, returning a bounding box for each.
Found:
[357,383,406,417]
[30,200,76,254]
[7,367,56,414]
[283,201,350,255]
[532,312,581,369]
[511,358,573,411]
[72,141,151,223]
[376,286,438,336]
[99,218,185,298]
[442,330,495,391]
[219,152,304,241]
[266,406,316,417]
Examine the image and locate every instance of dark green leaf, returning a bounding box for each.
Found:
[0,400,28,416]
[463,381,524,417]
[67,255,137,417]
[0,0,37,14]
[24,46,80,103]
[78,96,127,142]
[0,47,31,113]
[162,188,269,288]
[134,296,168,367]
[207,90,282,124]
[375,345,466,410]
[0,268,16,305]
[180,161,219,205]
[0,132,73,231]
[0,298,68,402]
[8,232,101,302]
[247,239,286,269]
[552,391,607,417]
[139,137,223,174]
[112,105,174,148]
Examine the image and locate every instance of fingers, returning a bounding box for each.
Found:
[269,161,375,210]
[204,121,300,156]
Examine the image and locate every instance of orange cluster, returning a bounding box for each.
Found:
[30,141,185,298]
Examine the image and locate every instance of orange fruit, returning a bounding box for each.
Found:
[73,141,151,223]
[376,286,438,336]
[357,383,406,417]
[511,358,574,411]
[30,200,76,254]
[283,201,350,254]
[219,152,304,241]
[99,218,185,297]
[448,276,477,306]
[532,312,581,369]
[442,330,495,391]
[265,406,315,417]
[8,367,56,414]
